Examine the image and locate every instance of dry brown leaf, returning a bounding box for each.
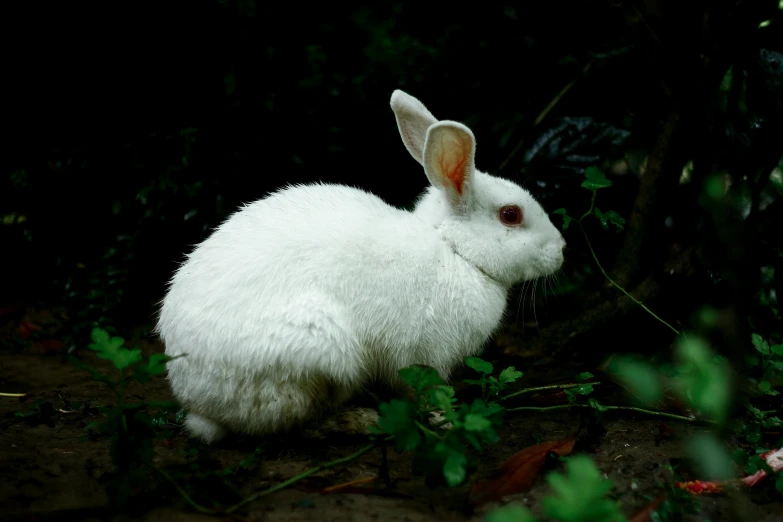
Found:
[470,437,576,506]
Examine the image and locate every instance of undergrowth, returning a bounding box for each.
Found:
[49,166,782,519]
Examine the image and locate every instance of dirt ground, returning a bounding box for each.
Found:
[2,306,783,522]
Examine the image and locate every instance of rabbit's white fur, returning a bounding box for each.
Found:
[157,90,565,443]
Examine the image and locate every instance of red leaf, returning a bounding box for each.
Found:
[470,437,576,506]
[18,321,41,340]
[629,494,666,522]
[675,446,783,494]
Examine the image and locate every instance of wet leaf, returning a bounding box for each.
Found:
[582,166,612,190]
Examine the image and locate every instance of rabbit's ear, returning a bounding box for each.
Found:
[390,90,438,165]
[423,122,476,209]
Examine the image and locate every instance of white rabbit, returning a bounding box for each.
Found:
[156,90,566,443]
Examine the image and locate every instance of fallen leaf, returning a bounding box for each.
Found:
[18,321,41,339]
[629,494,666,522]
[470,437,576,506]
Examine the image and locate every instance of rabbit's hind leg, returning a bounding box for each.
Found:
[303,406,379,439]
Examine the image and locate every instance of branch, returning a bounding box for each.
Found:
[506,403,714,424]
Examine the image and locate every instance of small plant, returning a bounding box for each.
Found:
[553,167,679,336]
[463,356,524,402]
[69,327,180,508]
[373,360,511,487]
[485,455,626,522]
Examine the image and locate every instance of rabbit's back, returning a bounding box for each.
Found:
[159,184,505,382]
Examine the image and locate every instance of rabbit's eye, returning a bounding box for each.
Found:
[499,205,523,226]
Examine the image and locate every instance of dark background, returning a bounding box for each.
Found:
[2,0,782,357]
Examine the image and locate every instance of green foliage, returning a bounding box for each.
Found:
[592,209,626,231]
[464,356,523,401]
[581,166,613,191]
[552,208,572,230]
[541,455,626,522]
[564,383,595,404]
[605,356,663,405]
[672,336,731,425]
[685,433,734,481]
[485,504,538,522]
[374,357,517,487]
[88,328,142,369]
[486,456,625,522]
[70,327,180,508]
[552,167,625,236]
[749,333,783,396]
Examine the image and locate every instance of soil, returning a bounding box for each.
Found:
[2,306,783,522]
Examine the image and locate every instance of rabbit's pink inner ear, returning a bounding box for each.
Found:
[437,133,472,195]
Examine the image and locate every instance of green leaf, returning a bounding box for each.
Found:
[752,334,770,355]
[581,166,612,190]
[443,451,467,487]
[88,328,142,370]
[541,455,624,522]
[576,372,594,382]
[606,356,662,405]
[426,386,456,412]
[485,504,538,522]
[463,414,492,432]
[771,344,783,356]
[776,476,783,494]
[465,357,493,375]
[499,367,524,384]
[759,381,772,393]
[399,366,446,393]
[146,353,171,375]
[579,384,595,395]
[377,399,421,451]
[552,208,573,230]
[588,398,608,412]
[593,209,625,231]
[731,448,749,465]
[674,336,731,425]
[463,379,485,386]
[687,433,734,481]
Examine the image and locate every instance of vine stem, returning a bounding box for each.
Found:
[500,382,601,402]
[506,403,714,424]
[576,219,680,336]
[153,442,379,514]
[0,392,27,397]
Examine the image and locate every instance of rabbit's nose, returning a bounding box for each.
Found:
[561,242,567,252]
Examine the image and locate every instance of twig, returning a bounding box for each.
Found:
[153,442,379,514]
[507,403,714,424]
[500,382,601,402]
[320,475,377,493]
[0,392,27,398]
[577,221,680,336]
[498,60,595,172]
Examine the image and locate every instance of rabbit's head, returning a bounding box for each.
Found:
[391,90,565,288]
